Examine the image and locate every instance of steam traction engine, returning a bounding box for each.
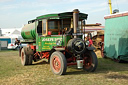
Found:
[20,9,98,75]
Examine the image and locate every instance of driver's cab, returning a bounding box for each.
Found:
[37,18,83,36]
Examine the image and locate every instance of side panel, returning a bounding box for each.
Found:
[37,36,42,52]
[41,35,71,51]
[104,15,128,61]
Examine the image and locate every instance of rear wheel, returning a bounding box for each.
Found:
[28,55,33,65]
[83,51,98,72]
[21,48,33,65]
[19,47,22,57]
[50,51,67,75]
[21,48,29,66]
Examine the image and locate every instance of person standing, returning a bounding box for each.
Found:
[88,36,93,47]
[85,33,93,47]
[15,38,21,49]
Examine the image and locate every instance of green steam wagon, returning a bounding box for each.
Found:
[20,9,98,75]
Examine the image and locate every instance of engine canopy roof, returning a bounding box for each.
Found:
[28,12,88,23]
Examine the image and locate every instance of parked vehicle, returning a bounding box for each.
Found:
[20,9,98,75]
[7,43,17,50]
[103,11,128,62]
[8,43,27,50]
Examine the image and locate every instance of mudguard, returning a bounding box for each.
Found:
[24,47,34,55]
[86,47,95,50]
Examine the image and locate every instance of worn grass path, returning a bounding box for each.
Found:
[0,50,128,85]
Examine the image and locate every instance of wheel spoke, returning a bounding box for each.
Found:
[52,56,61,72]
[91,63,95,67]
[83,51,98,72]
[83,55,92,69]
[50,51,67,75]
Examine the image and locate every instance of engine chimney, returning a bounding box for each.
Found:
[73,9,79,38]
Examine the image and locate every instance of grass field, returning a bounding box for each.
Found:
[0,50,128,85]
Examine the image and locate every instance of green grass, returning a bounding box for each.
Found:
[0,51,128,85]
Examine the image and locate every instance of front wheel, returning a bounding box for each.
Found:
[50,51,67,75]
[83,51,98,72]
[21,48,29,66]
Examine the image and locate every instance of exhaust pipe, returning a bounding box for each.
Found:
[73,9,79,38]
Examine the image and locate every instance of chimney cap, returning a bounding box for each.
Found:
[73,9,79,13]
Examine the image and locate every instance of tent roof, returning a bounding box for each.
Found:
[11,30,21,35]
[1,28,21,36]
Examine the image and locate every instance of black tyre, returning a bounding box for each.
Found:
[83,51,98,72]
[50,51,67,75]
[21,48,29,66]
[28,55,33,65]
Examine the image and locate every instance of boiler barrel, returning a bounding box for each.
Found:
[21,22,36,39]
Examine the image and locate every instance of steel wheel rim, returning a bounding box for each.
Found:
[52,56,61,72]
[21,52,24,64]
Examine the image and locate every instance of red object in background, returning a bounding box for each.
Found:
[58,32,60,35]
[48,31,52,35]
[11,44,14,46]
[88,39,93,47]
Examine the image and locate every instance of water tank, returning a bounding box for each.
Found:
[21,22,36,40]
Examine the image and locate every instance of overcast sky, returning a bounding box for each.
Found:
[0,0,128,28]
